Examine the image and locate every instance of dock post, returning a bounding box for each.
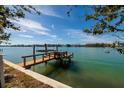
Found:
[45,61,47,65]
[42,54,44,61]
[44,44,47,54]
[33,45,36,64]
[23,58,26,67]
[48,53,50,59]
[0,51,5,88]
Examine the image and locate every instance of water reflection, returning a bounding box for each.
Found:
[31,60,81,78]
[104,47,124,54]
[116,48,124,54]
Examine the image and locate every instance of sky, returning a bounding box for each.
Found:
[5,5,124,45]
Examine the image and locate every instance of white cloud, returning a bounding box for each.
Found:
[9,18,51,36]
[18,18,49,31]
[19,34,34,39]
[65,28,117,44]
[35,6,63,18]
[8,18,63,44]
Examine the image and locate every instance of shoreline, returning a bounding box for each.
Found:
[4,64,52,88]
[3,59,71,88]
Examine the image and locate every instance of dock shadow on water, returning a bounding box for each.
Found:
[51,60,81,72]
[30,60,81,78]
[30,59,124,88]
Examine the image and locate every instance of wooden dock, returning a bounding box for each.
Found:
[17,44,74,68]
[18,51,73,68]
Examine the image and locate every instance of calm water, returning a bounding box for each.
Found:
[1,47,124,87]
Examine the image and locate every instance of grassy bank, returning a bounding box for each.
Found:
[4,64,52,88]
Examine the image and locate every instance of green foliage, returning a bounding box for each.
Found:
[84,28,92,33]
[0,5,40,44]
[85,5,124,35]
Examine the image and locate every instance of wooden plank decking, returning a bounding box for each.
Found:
[18,52,73,68]
[18,54,55,67]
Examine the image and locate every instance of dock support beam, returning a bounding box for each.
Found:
[42,54,44,61]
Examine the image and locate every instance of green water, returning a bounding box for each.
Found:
[2,47,124,87]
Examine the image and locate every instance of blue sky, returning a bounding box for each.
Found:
[5,5,124,45]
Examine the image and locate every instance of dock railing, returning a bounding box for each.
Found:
[21,51,73,68]
[22,53,43,67]
[21,52,55,67]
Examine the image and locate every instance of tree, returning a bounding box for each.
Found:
[84,5,124,54]
[84,5,124,35]
[67,5,124,54]
[0,5,40,44]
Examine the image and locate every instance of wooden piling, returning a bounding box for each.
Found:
[42,54,44,61]
[23,57,26,67]
[33,45,36,64]
[45,61,47,65]
[48,53,50,59]
[18,45,74,68]
[44,44,47,54]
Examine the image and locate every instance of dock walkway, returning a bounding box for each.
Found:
[18,51,73,68]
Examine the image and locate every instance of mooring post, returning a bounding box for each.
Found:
[48,53,50,59]
[0,50,5,88]
[45,61,47,65]
[44,44,47,54]
[42,54,44,61]
[33,45,36,64]
[23,57,26,67]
